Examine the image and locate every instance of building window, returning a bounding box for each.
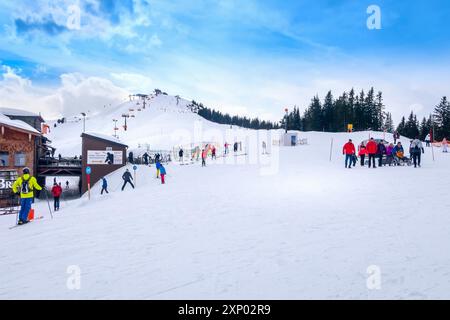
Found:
[14,152,26,167]
[0,152,8,166]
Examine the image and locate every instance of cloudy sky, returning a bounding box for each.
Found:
[0,0,449,122]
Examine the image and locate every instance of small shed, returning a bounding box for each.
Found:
[81,133,128,194]
[283,131,299,146]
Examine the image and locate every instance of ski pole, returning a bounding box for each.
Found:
[44,188,54,219]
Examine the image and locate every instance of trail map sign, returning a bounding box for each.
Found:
[87,150,123,165]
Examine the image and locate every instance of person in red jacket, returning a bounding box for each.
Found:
[51,182,63,211]
[366,137,378,168]
[342,139,356,169]
[358,142,368,167]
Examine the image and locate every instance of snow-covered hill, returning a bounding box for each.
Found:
[46,93,240,156]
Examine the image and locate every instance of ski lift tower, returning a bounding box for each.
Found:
[122,114,130,131]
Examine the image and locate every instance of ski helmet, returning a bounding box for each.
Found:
[23,167,30,174]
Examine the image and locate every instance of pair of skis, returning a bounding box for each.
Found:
[9,216,45,229]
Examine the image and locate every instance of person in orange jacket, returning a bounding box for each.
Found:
[342,139,356,169]
[366,138,378,168]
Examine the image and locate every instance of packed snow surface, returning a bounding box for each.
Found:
[1,129,450,299]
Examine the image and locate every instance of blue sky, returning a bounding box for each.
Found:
[0,0,450,120]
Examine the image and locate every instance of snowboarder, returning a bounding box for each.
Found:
[358,142,367,167]
[179,148,184,162]
[12,167,42,225]
[201,149,207,167]
[101,177,109,194]
[425,133,431,147]
[366,138,378,168]
[410,137,425,168]
[377,141,387,167]
[51,182,62,211]
[160,164,167,184]
[442,138,448,153]
[342,139,356,169]
[121,169,135,191]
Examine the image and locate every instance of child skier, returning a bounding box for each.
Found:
[51,182,63,211]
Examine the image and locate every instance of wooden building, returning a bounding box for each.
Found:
[81,133,128,195]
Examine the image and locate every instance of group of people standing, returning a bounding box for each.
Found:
[343,136,426,169]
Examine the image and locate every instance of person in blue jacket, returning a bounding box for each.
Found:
[101,177,109,194]
[155,160,162,178]
[159,164,166,184]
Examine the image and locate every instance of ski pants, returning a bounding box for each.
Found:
[19,198,33,222]
[161,174,165,184]
[360,154,365,166]
[121,180,135,191]
[368,154,376,168]
[378,154,384,167]
[345,154,353,168]
[413,153,421,167]
[156,169,160,178]
[101,187,109,194]
[54,197,60,210]
[202,158,206,167]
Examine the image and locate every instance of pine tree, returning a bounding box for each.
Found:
[433,96,450,140]
[383,112,394,133]
[322,91,334,132]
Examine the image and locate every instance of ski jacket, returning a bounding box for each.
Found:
[358,146,367,156]
[159,166,166,175]
[366,140,378,154]
[202,150,208,159]
[102,178,108,188]
[386,146,394,156]
[343,142,356,155]
[425,134,431,141]
[392,145,404,157]
[51,185,63,197]
[12,174,42,199]
[156,161,162,170]
[122,171,133,181]
[377,143,387,155]
[410,139,424,154]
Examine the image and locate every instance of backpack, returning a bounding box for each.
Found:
[21,177,30,194]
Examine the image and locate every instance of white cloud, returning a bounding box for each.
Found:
[0,65,129,118]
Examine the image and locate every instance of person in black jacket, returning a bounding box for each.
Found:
[121,169,135,191]
[377,142,387,167]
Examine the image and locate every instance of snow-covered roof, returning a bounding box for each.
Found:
[0,113,41,135]
[82,132,128,147]
[0,107,43,118]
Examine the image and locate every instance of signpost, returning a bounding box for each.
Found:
[133,165,137,186]
[86,166,92,200]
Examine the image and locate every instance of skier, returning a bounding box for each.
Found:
[155,160,162,178]
[179,148,184,162]
[128,152,134,164]
[101,177,109,194]
[65,180,70,190]
[443,138,448,153]
[358,142,367,167]
[377,141,387,167]
[342,139,356,169]
[159,163,167,184]
[233,142,238,153]
[366,138,378,168]
[51,182,62,211]
[143,152,150,165]
[410,137,425,168]
[262,141,267,155]
[201,149,207,167]
[121,169,135,191]
[211,146,216,160]
[12,167,42,225]
[224,142,229,155]
[425,133,431,147]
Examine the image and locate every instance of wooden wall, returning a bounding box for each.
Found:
[0,126,36,175]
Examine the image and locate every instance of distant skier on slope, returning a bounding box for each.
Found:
[121,169,135,191]
[201,149,207,167]
[101,177,109,194]
[366,138,378,168]
[410,137,425,168]
[51,182,63,211]
[342,139,356,169]
[442,138,448,153]
[12,167,42,225]
[159,163,167,184]
[211,146,216,160]
[179,148,184,162]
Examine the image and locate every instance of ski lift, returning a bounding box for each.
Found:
[131,115,136,118]
[137,108,142,111]
[129,108,135,112]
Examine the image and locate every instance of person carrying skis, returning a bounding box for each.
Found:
[201,149,207,167]
[366,138,378,168]
[12,167,42,225]
[377,141,387,167]
[101,177,109,194]
[121,169,135,191]
[159,164,167,184]
[51,182,63,211]
[358,142,367,167]
[342,139,356,169]
[410,137,425,168]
